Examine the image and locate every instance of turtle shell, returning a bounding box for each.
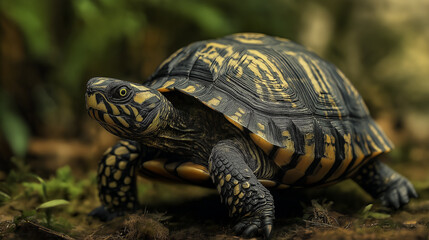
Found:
[144,33,393,186]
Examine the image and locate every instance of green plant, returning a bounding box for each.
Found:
[32,175,69,226]
[22,166,92,200]
[358,204,390,220]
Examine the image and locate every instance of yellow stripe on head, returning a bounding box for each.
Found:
[86,94,108,113]
[117,116,129,128]
[134,91,157,104]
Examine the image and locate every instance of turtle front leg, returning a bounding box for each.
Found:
[89,140,141,221]
[209,140,274,239]
[353,160,418,209]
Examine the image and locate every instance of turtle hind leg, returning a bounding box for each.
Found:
[352,160,418,209]
[89,140,142,221]
[209,139,274,239]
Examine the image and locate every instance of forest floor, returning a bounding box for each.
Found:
[0,143,428,240]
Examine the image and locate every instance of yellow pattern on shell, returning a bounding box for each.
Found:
[305,134,336,184]
[225,116,244,131]
[182,85,196,93]
[282,133,315,184]
[232,33,266,44]
[369,124,392,152]
[273,131,295,167]
[249,133,273,155]
[327,134,353,182]
[207,97,221,106]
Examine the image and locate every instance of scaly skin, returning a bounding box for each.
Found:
[89,140,141,220]
[209,139,274,239]
[353,160,418,209]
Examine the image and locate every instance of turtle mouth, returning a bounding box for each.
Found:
[85,92,135,134]
[85,92,109,113]
[87,106,133,137]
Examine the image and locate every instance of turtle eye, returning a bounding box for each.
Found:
[119,87,127,97]
[111,86,131,100]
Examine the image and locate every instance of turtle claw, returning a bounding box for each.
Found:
[379,176,418,209]
[242,224,258,238]
[89,206,123,221]
[233,216,273,239]
[232,222,246,234]
[263,224,273,239]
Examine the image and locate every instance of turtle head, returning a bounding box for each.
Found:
[85,77,169,139]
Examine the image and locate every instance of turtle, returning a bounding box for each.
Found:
[85,33,417,238]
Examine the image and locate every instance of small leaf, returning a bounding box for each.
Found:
[361,204,373,214]
[0,191,11,200]
[36,199,69,210]
[29,174,45,184]
[368,212,391,219]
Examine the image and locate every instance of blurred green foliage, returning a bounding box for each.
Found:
[22,166,92,200]
[358,204,390,220]
[0,92,29,158]
[0,0,428,163]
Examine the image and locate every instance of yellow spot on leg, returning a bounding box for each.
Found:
[238,192,245,199]
[225,174,232,182]
[106,155,116,166]
[101,176,107,186]
[124,177,131,185]
[114,170,122,181]
[104,167,111,176]
[219,178,225,187]
[234,184,241,196]
[118,161,127,170]
[227,197,233,205]
[114,146,129,155]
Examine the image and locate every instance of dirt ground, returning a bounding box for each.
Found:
[1,157,428,240]
[0,135,428,240]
